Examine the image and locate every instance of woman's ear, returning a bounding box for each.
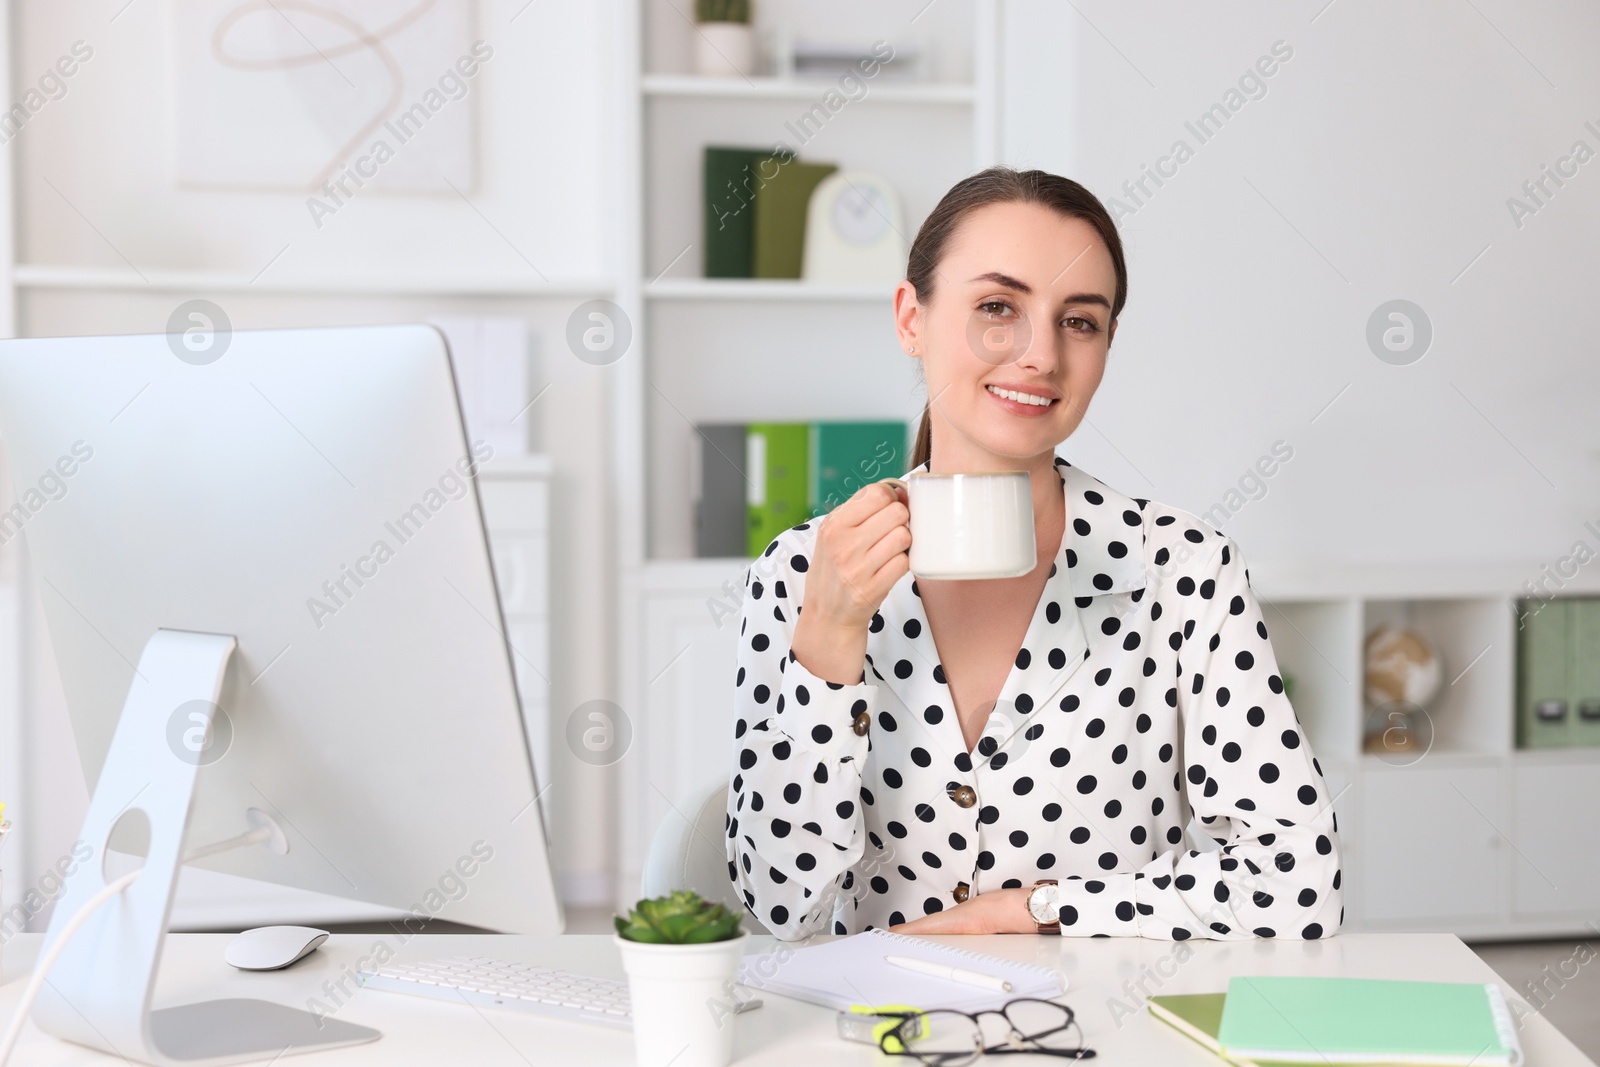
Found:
[893,280,922,358]
[1107,318,1118,350]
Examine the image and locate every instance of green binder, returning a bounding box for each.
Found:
[1516,597,1572,748]
[1215,977,1520,1066]
[1574,597,1600,746]
[703,146,769,278]
[746,422,809,557]
[809,421,908,519]
[752,158,837,279]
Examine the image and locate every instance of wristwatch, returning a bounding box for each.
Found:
[1026,878,1061,934]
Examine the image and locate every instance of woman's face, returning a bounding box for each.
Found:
[896,200,1119,466]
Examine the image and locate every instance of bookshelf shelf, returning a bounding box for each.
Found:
[643,278,893,301]
[642,74,976,104]
[11,263,612,298]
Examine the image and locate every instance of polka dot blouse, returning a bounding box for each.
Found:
[725,455,1344,941]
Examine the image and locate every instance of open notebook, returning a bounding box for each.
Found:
[735,928,1064,1012]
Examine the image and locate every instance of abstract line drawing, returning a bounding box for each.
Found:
[174,0,474,193]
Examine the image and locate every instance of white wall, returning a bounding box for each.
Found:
[1000,0,1600,586]
[3,0,620,923]
[15,0,610,282]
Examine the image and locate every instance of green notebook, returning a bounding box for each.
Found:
[1215,977,1521,1066]
[752,158,837,279]
[1148,994,1295,1067]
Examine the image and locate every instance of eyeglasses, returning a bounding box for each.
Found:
[874,998,1097,1066]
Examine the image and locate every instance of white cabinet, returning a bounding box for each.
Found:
[478,457,554,846]
[1511,755,1600,918]
[620,560,749,901]
[1357,762,1507,925]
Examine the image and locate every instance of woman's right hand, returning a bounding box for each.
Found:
[790,478,912,685]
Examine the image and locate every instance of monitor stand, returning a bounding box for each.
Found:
[31,629,381,1065]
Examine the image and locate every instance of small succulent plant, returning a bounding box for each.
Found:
[614,889,744,943]
[695,0,750,24]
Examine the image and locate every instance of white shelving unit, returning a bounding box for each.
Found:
[615,0,999,907]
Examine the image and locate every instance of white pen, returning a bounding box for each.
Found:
[883,955,1013,993]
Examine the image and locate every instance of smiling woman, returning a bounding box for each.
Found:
[725,166,1343,943]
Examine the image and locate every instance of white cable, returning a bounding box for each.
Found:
[0,868,141,1067]
[0,824,274,1066]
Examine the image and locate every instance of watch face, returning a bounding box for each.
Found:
[1028,884,1059,923]
[831,183,892,246]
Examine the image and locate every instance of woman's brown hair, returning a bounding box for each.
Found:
[904,166,1128,470]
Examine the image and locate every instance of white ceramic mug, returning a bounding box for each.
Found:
[881,470,1035,579]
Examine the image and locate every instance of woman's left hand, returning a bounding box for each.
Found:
[887,887,1038,935]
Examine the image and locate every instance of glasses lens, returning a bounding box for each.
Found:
[1001,999,1071,1039]
[896,1010,983,1066]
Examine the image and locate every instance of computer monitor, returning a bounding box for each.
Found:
[0,324,562,1065]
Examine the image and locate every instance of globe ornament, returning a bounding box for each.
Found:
[1362,623,1443,764]
[1364,623,1442,710]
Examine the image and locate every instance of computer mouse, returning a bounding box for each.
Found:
[224,925,330,971]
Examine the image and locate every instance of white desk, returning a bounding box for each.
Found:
[0,932,1591,1065]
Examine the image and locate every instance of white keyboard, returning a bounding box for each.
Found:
[358,956,632,1030]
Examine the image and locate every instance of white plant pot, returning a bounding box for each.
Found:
[614,930,751,1067]
[694,22,756,77]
